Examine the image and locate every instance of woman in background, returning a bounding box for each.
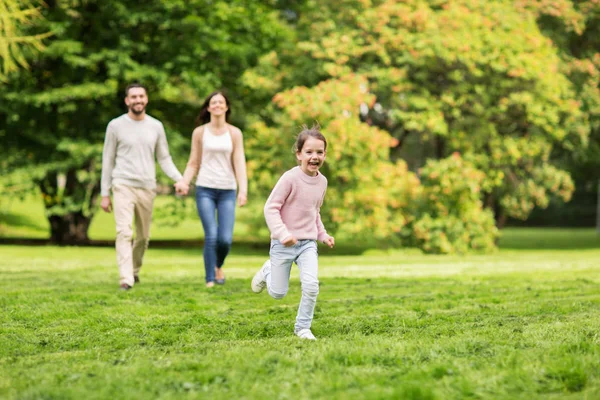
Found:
[175,91,247,288]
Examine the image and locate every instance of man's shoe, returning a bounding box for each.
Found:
[134,276,140,284]
[251,260,269,293]
[295,329,317,340]
[119,283,132,291]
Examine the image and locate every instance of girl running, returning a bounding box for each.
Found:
[251,124,335,340]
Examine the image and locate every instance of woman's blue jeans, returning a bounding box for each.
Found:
[195,186,236,283]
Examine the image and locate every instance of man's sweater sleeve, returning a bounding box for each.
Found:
[264,174,292,241]
[156,123,183,182]
[100,122,117,197]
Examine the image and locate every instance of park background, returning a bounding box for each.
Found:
[1,0,599,399]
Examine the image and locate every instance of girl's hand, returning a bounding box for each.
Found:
[237,192,247,207]
[323,236,335,248]
[281,235,298,247]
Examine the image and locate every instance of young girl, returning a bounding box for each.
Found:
[251,124,335,340]
[175,91,248,288]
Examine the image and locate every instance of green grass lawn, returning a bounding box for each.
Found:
[1,238,599,399]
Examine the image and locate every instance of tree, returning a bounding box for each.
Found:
[516,0,600,226]
[244,74,499,253]
[245,74,420,244]
[410,153,499,254]
[0,0,51,228]
[0,0,51,81]
[0,0,292,243]
[244,0,589,229]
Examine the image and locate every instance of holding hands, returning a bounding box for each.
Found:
[174,180,189,196]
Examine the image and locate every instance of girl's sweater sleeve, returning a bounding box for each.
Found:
[316,211,329,242]
[264,174,292,241]
[316,188,329,242]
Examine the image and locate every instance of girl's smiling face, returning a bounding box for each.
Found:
[296,137,326,176]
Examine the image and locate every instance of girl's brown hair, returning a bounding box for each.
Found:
[294,123,327,153]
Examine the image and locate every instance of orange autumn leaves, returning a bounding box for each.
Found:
[246,75,498,253]
[247,75,419,241]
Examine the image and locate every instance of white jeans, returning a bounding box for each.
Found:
[113,184,155,287]
[264,239,320,331]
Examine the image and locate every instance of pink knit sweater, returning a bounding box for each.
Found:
[264,166,330,242]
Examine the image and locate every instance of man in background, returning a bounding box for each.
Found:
[100,83,184,290]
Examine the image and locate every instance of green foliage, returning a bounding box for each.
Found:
[244,0,590,228]
[0,0,51,80]
[519,0,600,225]
[245,66,500,254]
[38,140,102,217]
[0,0,292,242]
[3,0,599,244]
[409,154,499,254]
[246,75,421,241]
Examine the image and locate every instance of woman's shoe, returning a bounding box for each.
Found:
[215,267,225,285]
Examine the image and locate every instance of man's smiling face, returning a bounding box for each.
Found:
[125,87,148,115]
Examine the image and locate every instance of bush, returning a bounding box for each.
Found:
[408,154,499,254]
[245,75,420,242]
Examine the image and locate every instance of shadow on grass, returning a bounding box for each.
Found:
[498,228,600,250]
[0,238,375,256]
[0,212,46,231]
[3,225,599,254]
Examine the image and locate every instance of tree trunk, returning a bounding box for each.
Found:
[39,162,100,245]
[48,212,92,244]
[495,211,507,230]
[484,193,507,230]
[434,135,446,159]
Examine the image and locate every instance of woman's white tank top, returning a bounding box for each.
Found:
[196,126,237,190]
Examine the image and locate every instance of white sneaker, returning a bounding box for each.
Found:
[251,260,269,293]
[295,328,317,340]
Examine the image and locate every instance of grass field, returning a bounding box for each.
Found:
[1,230,599,399]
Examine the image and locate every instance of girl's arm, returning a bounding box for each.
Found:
[316,189,330,242]
[264,174,293,241]
[316,210,329,242]
[317,211,334,248]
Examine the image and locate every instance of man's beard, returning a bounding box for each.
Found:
[129,104,146,115]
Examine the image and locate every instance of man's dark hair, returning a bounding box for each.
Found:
[125,83,147,96]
